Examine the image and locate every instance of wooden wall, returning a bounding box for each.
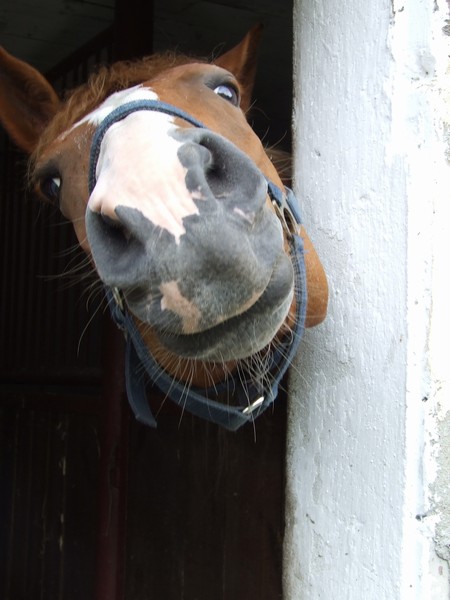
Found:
[0,2,293,597]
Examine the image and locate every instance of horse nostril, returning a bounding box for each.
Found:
[101,213,120,228]
[101,212,132,242]
[176,129,266,211]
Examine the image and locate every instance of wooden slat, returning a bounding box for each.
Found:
[0,396,100,600]
[125,395,286,599]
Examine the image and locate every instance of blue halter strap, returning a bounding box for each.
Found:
[88,99,307,431]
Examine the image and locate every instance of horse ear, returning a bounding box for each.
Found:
[214,24,263,114]
[0,47,60,154]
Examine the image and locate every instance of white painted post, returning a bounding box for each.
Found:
[285,1,450,598]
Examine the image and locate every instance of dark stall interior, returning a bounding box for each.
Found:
[0,2,293,598]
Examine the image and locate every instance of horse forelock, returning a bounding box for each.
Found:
[30,52,205,176]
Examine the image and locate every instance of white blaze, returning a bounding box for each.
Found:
[85,87,203,243]
[75,85,159,128]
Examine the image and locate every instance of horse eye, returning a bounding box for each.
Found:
[41,176,61,204]
[213,84,240,106]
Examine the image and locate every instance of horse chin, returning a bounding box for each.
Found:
[155,288,294,362]
[125,255,295,362]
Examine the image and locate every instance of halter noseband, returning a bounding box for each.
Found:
[88,99,307,431]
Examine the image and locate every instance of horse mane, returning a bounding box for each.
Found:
[32,52,205,164]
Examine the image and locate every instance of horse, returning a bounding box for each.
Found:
[0,26,328,431]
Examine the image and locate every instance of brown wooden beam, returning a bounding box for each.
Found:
[94,318,129,600]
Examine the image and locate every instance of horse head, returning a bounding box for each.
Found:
[0,27,328,429]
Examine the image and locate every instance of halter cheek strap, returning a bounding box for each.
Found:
[88,99,307,431]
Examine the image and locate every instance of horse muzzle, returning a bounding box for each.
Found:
[85,100,294,360]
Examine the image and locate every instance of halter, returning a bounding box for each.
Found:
[88,99,307,431]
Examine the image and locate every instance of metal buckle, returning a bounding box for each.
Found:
[242,396,265,414]
[111,286,125,313]
[267,182,300,239]
[271,198,298,239]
